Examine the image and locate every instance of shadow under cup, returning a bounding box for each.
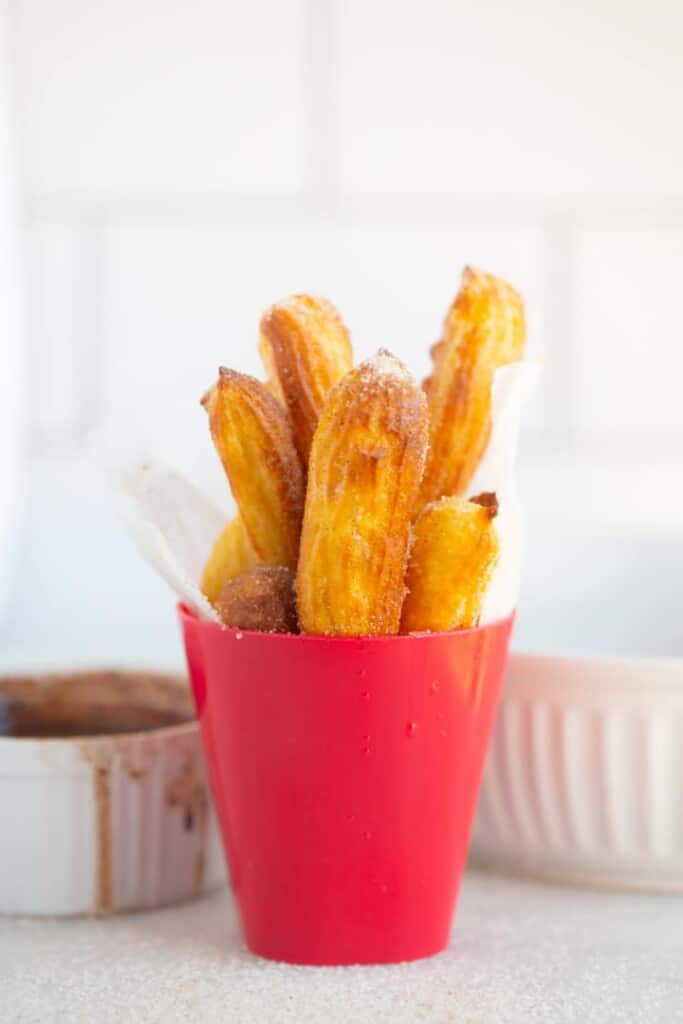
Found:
[180,605,514,965]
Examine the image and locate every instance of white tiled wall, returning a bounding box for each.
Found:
[103,220,545,427]
[6,0,683,662]
[337,0,683,199]
[92,217,548,530]
[575,226,683,446]
[14,0,308,195]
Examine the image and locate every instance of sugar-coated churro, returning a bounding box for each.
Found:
[297,350,428,636]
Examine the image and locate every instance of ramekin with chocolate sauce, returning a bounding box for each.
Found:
[0,670,224,915]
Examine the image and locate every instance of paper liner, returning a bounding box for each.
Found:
[116,459,222,622]
[470,361,539,625]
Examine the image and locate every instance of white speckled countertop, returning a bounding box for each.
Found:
[2,871,681,1024]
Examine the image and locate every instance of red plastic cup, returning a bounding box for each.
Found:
[180,605,513,965]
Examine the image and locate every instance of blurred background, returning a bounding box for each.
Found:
[0,0,681,669]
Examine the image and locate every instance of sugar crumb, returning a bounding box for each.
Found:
[363,349,413,382]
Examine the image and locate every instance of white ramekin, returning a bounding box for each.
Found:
[471,652,683,891]
[0,670,225,915]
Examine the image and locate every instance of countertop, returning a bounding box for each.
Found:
[2,871,681,1024]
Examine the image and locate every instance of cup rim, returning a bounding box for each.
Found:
[179,602,515,643]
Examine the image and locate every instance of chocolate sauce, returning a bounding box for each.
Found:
[0,671,194,739]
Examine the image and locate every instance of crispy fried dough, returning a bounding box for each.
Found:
[420,267,525,504]
[203,370,304,569]
[400,495,499,633]
[214,566,298,633]
[297,350,428,636]
[259,295,353,464]
[201,516,258,604]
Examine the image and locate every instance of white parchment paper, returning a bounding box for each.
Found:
[115,459,223,622]
[469,361,539,625]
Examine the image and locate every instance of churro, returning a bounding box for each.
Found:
[297,350,428,636]
[420,267,525,504]
[201,516,258,604]
[203,369,304,569]
[401,495,500,633]
[260,295,353,463]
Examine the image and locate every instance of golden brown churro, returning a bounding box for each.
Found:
[400,495,500,633]
[420,267,525,505]
[260,295,353,464]
[203,370,304,569]
[201,516,258,604]
[297,350,428,636]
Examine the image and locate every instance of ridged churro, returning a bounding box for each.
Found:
[420,267,525,504]
[297,350,428,636]
[260,295,353,464]
[201,516,258,604]
[400,495,500,633]
[203,369,304,569]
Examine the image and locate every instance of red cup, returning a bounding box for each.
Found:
[180,605,513,965]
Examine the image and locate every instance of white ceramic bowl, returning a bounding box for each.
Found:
[0,670,225,915]
[472,652,683,891]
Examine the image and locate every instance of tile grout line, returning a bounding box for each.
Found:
[20,192,683,227]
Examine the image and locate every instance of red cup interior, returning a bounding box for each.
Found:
[180,606,513,965]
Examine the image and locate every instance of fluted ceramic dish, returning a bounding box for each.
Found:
[0,669,224,915]
[471,652,683,891]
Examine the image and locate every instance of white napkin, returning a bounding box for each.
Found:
[115,459,222,622]
[469,361,539,624]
